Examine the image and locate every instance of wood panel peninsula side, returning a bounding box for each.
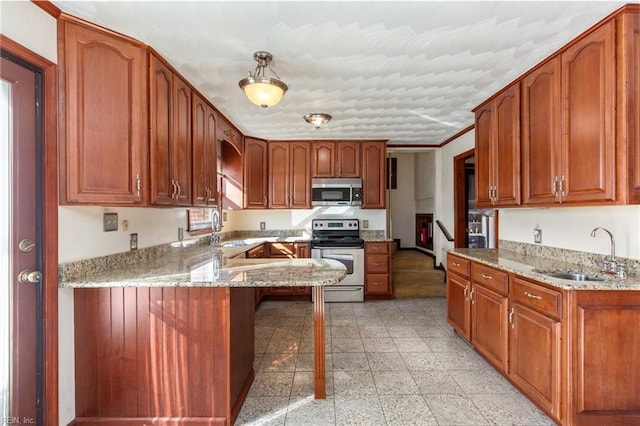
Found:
[60,244,347,426]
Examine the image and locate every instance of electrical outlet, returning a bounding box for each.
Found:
[103,212,118,232]
[363,220,369,229]
[260,222,266,230]
[178,227,184,241]
[130,233,138,250]
[533,227,542,244]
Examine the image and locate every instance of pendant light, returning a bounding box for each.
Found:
[238,51,288,108]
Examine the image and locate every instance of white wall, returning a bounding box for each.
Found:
[434,131,475,266]
[500,205,640,259]
[0,0,57,63]
[225,207,386,235]
[388,153,415,247]
[414,151,436,213]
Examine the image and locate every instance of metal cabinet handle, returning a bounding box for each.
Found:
[373,262,383,266]
[524,291,542,300]
[552,176,558,196]
[136,174,141,196]
[469,288,475,304]
[463,286,469,300]
[452,262,461,267]
[480,273,493,280]
[508,307,515,329]
[372,281,383,286]
[559,175,566,196]
[171,179,177,199]
[175,181,182,198]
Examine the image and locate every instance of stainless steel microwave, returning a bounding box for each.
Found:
[311,178,363,206]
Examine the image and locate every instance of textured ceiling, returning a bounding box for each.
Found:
[52,1,627,148]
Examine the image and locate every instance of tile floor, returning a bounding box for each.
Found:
[236,298,556,425]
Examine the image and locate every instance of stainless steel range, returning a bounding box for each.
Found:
[311,219,365,302]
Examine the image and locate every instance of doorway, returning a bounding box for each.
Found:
[453,149,497,249]
[1,37,58,424]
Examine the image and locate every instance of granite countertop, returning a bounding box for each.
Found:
[60,244,347,289]
[449,248,640,291]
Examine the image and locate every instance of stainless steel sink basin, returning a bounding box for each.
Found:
[538,271,606,282]
[216,240,248,248]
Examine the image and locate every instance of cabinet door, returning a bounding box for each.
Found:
[192,93,208,206]
[336,142,360,177]
[474,105,493,208]
[268,142,289,208]
[509,303,561,419]
[312,141,335,177]
[296,243,310,259]
[471,284,509,372]
[361,141,386,208]
[172,77,192,205]
[149,55,174,205]
[560,21,616,203]
[192,98,218,207]
[61,21,148,204]
[446,272,471,341]
[205,105,218,205]
[522,58,562,205]
[493,84,521,206]
[244,138,268,208]
[289,142,311,208]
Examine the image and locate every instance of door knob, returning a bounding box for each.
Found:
[18,270,42,284]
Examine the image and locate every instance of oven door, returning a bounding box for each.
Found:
[311,247,364,302]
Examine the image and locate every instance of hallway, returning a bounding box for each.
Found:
[392,250,446,298]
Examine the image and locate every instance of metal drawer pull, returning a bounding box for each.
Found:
[373,262,383,266]
[452,262,461,267]
[373,281,382,285]
[480,273,492,280]
[524,291,542,300]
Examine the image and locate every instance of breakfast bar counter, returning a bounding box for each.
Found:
[61,244,347,426]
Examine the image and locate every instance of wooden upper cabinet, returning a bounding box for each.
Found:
[217,115,243,154]
[192,93,218,207]
[560,21,616,204]
[312,141,335,177]
[336,142,360,177]
[244,137,268,208]
[312,141,360,178]
[361,141,386,209]
[474,83,521,208]
[59,19,148,205]
[522,58,562,205]
[623,9,640,203]
[149,54,192,206]
[268,141,311,209]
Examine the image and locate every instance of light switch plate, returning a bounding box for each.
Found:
[130,233,138,250]
[103,212,118,232]
[260,222,266,230]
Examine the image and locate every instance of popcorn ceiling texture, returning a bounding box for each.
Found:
[52,1,626,145]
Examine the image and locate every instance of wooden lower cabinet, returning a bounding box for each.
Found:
[509,302,562,418]
[570,290,640,425]
[471,284,509,372]
[364,242,393,299]
[252,242,312,300]
[446,267,471,341]
[73,286,255,425]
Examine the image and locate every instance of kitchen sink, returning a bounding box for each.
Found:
[215,240,248,248]
[537,270,606,282]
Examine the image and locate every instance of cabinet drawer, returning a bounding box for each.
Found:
[448,254,470,278]
[366,255,388,273]
[366,242,388,254]
[512,276,562,319]
[366,274,390,293]
[471,263,508,296]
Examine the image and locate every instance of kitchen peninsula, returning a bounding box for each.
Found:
[59,243,347,426]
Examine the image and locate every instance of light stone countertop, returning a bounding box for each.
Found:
[449,248,640,291]
[59,244,347,289]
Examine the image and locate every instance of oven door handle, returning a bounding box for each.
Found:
[325,287,362,291]
[322,254,353,261]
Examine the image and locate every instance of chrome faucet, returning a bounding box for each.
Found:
[590,227,626,278]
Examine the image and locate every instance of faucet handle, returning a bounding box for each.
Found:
[616,263,627,279]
